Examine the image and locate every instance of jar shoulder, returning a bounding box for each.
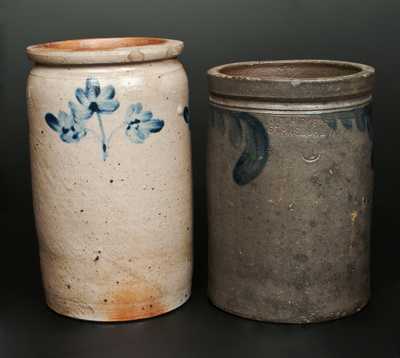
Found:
[28,59,187,82]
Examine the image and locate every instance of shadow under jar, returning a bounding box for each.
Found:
[207,60,375,323]
[26,37,192,321]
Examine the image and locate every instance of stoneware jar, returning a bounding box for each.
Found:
[26,37,192,321]
[207,60,375,323]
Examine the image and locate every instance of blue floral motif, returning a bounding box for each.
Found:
[44,78,165,161]
[125,103,164,144]
[71,77,120,120]
[45,111,87,143]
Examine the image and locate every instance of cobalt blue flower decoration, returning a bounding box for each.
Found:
[125,103,164,144]
[43,78,165,161]
[45,111,87,143]
[71,77,120,119]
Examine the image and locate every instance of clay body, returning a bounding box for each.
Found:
[207,60,375,323]
[26,38,192,321]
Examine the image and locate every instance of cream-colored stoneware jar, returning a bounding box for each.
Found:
[26,37,192,321]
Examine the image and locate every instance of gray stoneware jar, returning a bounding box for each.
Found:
[207,60,375,323]
[26,37,192,321]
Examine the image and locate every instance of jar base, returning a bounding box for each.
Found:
[208,294,369,324]
[45,290,191,322]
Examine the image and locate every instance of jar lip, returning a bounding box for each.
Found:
[26,37,184,65]
[208,60,375,103]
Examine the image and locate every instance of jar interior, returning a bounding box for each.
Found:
[35,37,166,52]
[220,62,362,80]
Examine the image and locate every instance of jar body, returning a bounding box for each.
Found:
[27,59,192,321]
[207,103,373,323]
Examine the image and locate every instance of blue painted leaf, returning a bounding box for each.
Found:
[85,78,101,99]
[229,116,243,148]
[75,88,89,105]
[324,117,337,130]
[363,105,373,141]
[232,112,269,186]
[148,119,164,133]
[338,114,353,129]
[183,106,190,124]
[355,108,366,131]
[45,113,60,132]
[101,85,116,100]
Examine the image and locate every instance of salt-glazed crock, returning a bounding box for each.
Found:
[26,37,192,321]
[207,60,375,323]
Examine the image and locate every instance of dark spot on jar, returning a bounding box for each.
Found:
[104,299,108,303]
[94,256,99,262]
[294,254,309,263]
[110,179,114,183]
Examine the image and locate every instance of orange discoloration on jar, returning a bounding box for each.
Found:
[104,284,167,321]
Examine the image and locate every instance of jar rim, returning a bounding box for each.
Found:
[208,60,375,104]
[26,37,183,65]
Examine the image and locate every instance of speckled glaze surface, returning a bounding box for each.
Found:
[26,37,192,321]
[207,60,375,323]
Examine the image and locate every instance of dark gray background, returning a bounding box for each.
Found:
[1,0,400,357]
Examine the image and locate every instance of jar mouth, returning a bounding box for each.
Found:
[217,60,366,80]
[27,37,183,65]
[208,60,375,105]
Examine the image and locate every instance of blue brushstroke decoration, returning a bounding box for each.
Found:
[232,112,269,186]
[321,105,373,138]
[124,103,164,144]
[43,77,165,160]
[355,110,366,131]
[183,106,190,125]
[211,108,269,185]
[229,115,243,148]
[44,111,87,143]
[324,117,337,130]
[339,116,353,129]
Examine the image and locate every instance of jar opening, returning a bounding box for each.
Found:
[219,61,362,80]
[208,60,375,107]
[26,37,183,65]
[34,37,167,52]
